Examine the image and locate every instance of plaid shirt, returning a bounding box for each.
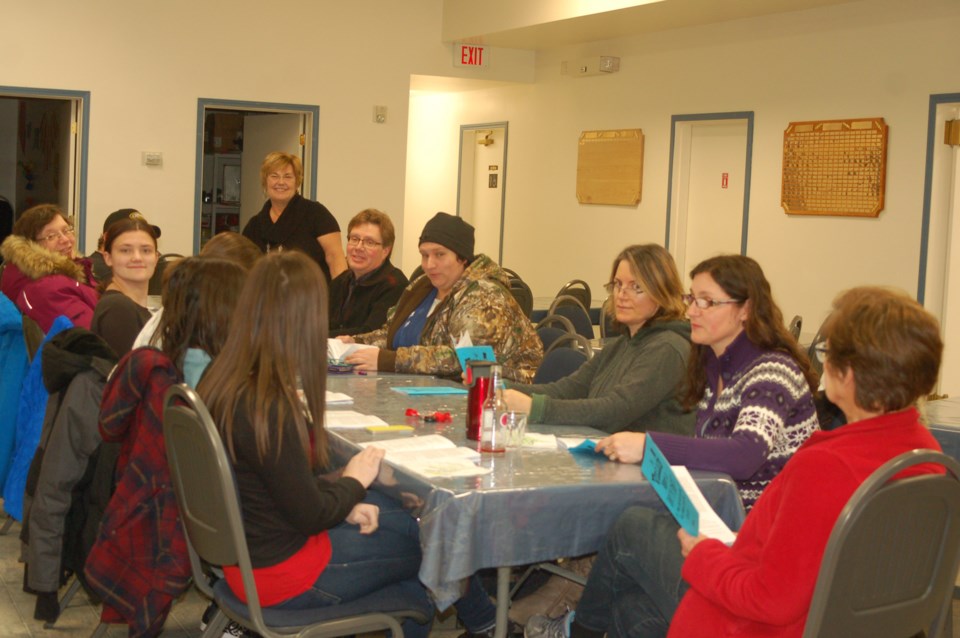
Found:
[84,347,190,637]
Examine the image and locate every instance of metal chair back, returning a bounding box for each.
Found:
[555,279,591,311]
[548,295,594,340]
[802,450,960,638]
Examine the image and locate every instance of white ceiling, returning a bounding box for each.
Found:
[448,0,859,50]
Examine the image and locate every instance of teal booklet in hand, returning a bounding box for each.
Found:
[455,345,496,372]
[641,436,700,536]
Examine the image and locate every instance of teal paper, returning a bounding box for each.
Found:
[391,387,469,396]
[568,440,601,454]
[455,345,496,372]
[641,437,699,536]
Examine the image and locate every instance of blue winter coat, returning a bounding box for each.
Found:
[2,315,72,520]
[0,294,28,492]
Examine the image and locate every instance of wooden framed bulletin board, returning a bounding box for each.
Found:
[781,117,887,217]
[576,129,644,205]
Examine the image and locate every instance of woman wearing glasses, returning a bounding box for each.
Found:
[242,151,347,282]
[593,254,819,509]
[503,244,694,435]
[526,254,819,638]
[0,204,98,332]
[328,209,408,337]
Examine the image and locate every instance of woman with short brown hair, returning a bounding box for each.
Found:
[0,204,98,331]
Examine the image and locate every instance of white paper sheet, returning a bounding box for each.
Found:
[671,466,737,545]
[324,410,388,429]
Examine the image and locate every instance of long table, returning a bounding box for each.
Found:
[325,373,745,636]
[924,397,960,462]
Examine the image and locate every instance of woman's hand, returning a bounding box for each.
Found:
[342,446,385,487]
[337,335,355,344]
[345,346,379,371]
[596,432,646,464]
[346,503,380,534]
[677,528,709,558]
[504,389,532,414]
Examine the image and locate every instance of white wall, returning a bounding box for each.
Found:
[7,0,960,336]
[406,0,960,335]
[3,0,533,263]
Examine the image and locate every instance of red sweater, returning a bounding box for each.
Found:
[669,407,942,638]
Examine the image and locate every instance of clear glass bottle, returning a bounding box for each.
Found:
[480,364,507,453]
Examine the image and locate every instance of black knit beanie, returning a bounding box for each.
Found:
[418,212,475,260]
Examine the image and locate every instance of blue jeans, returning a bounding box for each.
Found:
[273,490,496,638]
[575,506,688,638]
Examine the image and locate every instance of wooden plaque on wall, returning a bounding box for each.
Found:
[781,117,887,217]
[576,129,644,206]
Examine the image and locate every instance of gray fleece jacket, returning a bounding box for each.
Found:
[511,319,695,434]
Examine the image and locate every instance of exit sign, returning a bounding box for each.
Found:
[454,43,488,68]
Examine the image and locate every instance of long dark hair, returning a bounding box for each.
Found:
[198,251,329,468]
[680,255,818,409]
[152,257,246,372]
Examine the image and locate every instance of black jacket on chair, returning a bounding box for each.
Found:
[328,259,408,337]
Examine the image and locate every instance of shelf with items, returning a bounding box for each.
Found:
[200,152,243,248]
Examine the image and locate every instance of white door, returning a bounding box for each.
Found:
[458,125,507,262]
[668,118,749,279]
[923,103,960,396]
[240,113,303,229]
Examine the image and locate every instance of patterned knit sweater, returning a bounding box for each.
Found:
[650,331,819,509]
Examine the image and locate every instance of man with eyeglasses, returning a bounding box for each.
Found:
[328,209,408,337]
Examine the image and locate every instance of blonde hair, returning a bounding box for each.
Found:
[259,152,303,191]
[603,244,687,332]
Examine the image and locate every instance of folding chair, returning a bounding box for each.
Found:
[163,384,433,638]
[802,450,960,638]
[547,296,594,340]
[534,336,591,384]
[554,279,592,312]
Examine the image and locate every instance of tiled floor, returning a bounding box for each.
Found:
[0,511,463,638]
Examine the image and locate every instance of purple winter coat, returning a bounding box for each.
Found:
[0,235,98,332]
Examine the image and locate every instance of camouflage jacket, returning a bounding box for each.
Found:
[354,254,542,382]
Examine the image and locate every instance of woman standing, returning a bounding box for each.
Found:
[90,217,159,357]
[242,151,347,282]
[0,204,98,332]
[504,244,693,434]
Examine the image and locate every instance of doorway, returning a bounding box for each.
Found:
[457,122,508,263]
[0,86,89,250]
[665,112,754,279]
[918,93,960,396]
[194,99,318,253]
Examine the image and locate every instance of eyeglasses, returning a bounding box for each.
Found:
[37,226,75,243]
[267,173,296,183]
[682,294,743,310]
[813,343,829,364]
[347,235,383,249]
[604,280,644,297]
